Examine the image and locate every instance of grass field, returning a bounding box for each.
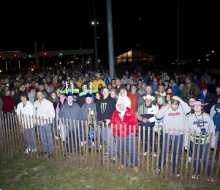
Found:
[0,153,218,190]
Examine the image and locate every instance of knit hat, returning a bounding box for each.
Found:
[85,93,92,98]
[65,92,74,97]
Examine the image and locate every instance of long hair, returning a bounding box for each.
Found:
[47,91,59,102]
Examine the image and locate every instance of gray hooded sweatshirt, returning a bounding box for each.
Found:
[156,100,191,135]
[185,112,215,148]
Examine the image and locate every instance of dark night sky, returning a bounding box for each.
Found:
[0,0,219,59]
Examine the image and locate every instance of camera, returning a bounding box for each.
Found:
[189,89,195,97]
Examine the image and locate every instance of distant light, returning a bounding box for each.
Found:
[0,70,2,72]
[198,59,200,61]
[139,18,141,20]
[59,62,61,64]
[59,53,63,56]
[91,21,99,25]
[206,59,209,61]
[29,55,31,58]
[211,50,214,53]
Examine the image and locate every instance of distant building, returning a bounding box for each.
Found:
[116,49,155,64]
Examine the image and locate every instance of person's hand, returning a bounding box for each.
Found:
[104,119,111,125]
[155,91,158,95]
[172,96,182,102]
[164,104,171,109]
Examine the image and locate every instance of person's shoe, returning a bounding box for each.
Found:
[55,135,60,140]
[207,177,214,182]
[24,148,29,154]
[192,174,200,179]
[32,148,37,152]
[28,148,31,152]
[154,153,157,157]
[111,158,116,164]
[64,152,71,157]
[104,152,108,157]
[88,148,91,152]
[134,167,138,173]
[118,165,125,170]
[48,154,53,158]
[144,152,147,156]
[41,151,47,155]
[188,157,192,163]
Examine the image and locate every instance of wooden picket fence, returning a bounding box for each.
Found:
[0,113,219,187]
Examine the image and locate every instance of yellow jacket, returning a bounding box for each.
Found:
[92,79,106,90]
[76,81,84,88]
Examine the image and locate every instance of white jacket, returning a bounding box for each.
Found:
[118,90,131,108]
[33,98,55,125]
[17,101,34,129]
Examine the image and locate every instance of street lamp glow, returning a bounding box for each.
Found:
[211,50,214,53]
[91,21,99,25]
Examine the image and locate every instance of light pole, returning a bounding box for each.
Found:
[91,21,99,70]
[93,0,98,70]
[106,0,115,78]
[68,38,84,65]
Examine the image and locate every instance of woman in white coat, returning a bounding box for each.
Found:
[17,93,36,153]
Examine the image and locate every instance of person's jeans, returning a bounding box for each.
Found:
[141,126,157,153]
[38,124,54,154]
[190,142,212,176]
[24,127,36,149]
[66,126,81,154]
[158,133,183,173]
[116,134,138,168]
[101,126,116,158]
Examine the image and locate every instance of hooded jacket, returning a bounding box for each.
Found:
[118,88,131,108]
[199,88,212,113]
[111,98,138,137]
[213,103,220,143]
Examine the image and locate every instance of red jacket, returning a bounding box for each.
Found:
[198,82,208,91]
[111,107,138,137]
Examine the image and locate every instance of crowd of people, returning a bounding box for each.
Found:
[0,68,220,181]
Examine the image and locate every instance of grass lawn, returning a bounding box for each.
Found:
[0,153,217,190]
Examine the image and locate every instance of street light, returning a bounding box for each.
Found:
[91,21,99,25]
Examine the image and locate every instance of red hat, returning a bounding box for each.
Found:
[29,86,35,91]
